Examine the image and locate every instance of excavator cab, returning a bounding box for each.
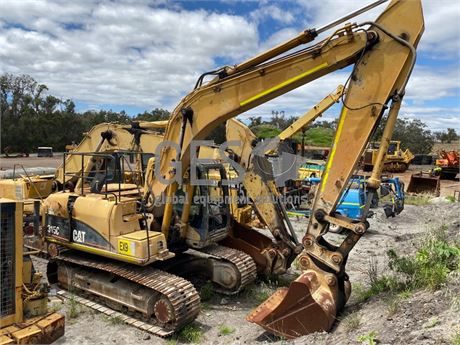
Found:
[177,163,231,249]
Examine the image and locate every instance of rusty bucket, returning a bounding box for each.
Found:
[247,269,345,339]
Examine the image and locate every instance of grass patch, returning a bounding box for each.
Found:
[218,325,235,336]
[166,338,178,345]
[254,283,272,303]
[404,195,431,206]
[423,317,439,329]
[386,297,400,316]
[451,327,460,345]
[66,294,80,319]
[353,225,460,303]
[179,324,202,343]
[352,276,399,303]
[242,282,274,303]
[446,195,458,203]
[387,226,460,291]
[199,282,214,302]
[106,315,124,325]
[357,331,378,345]
[47,302,62,313]
[342,313,361,332]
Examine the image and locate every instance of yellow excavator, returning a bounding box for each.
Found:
[39,0,422,339]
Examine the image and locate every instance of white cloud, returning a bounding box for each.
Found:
[0,0,258,108]
[250,5,295,25]
[0,0,457,137]
[295,0,460,58]
[405,66,459,104]
[418,0,460,58]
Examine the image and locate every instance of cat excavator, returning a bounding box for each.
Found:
[41,0,423,339]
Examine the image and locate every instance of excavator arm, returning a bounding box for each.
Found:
[223,85,345,274]
[247,0,424,338]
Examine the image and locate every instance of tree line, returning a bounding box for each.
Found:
[1,74,457,154]
[0,74,170,153]
[248,111,458,155]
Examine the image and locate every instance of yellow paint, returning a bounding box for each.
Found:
[118,239,133,256]
[321,107,348,193]
[240,62,329,106]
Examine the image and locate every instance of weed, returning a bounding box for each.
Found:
[351,283,369,304]
[397,290,412,300]
[353,225,460,308]
[353,276,400,303]
[244,282,273,303]
[386,297,400,316]
[366,257,379,286]
[404,195,431,206]
[451,294,460,312]
[179,324,202,343]
[423,317,439,329]
[201,303,210,312]
[357,331,378,345]
[388,226,460,291]
[47,302,62,313]
[451,327,460,345]
[218,325,235,336]
[342,313,361,332]
[293,257,301,270]
[166,337,178,345]
[67,294,80,319]
[446,195,457,203]
[199,282,214,302]
[107,315,124,325]
[254,283,272,303]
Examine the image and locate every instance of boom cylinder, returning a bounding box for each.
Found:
[367,96,403,189]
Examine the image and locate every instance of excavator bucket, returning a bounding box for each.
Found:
[247,269,342,339]
[407,172,440,196]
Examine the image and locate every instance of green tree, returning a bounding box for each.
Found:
[134,108,170,122]
[435,128,458,143]
[373,118,434,154]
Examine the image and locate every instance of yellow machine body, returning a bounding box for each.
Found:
[363,140,414,172]
[0,199,64,344]
[42,192,173,265]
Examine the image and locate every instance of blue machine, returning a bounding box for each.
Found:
[287,176,405,232]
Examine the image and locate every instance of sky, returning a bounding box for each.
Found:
[0,0,459,132]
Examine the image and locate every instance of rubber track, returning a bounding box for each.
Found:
[200,245,257,294]
[56,252,200,334]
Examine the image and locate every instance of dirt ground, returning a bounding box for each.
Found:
[32,201,460,345]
